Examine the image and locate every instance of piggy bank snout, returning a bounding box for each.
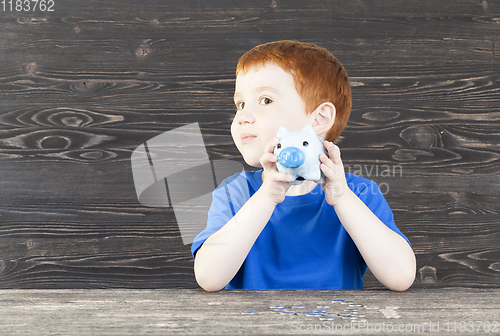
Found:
[277,146,305,168]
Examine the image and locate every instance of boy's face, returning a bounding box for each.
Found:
[231,62,315,167]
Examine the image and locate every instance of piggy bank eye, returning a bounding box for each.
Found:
[277,143,281,149]
[302,141,309,147]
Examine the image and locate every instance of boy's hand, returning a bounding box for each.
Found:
[258,137,291,205]
[320,141,350,206]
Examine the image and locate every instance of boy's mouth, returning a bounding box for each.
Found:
[240,134,257,144]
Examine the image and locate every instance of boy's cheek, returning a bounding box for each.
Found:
[230,122,238,141]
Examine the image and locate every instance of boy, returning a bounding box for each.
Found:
[192,40,416,291]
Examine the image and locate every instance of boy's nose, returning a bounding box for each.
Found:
[235,108,255,124]
[278,147,305,168]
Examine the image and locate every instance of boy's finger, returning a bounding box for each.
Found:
[259,152,278,171]
[320,162,335,179]
[265,137,280,154]
[275,172,292,183]
[320,153,334,169]
[266,170,291,183]
[323,141,342,165]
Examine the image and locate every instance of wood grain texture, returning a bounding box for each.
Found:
[0,288,498,335]
[0,0,499,289]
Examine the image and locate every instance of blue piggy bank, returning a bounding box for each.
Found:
[274,125,327,185]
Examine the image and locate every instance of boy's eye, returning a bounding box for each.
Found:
[259,97,272,105]
[236,102,245,110]
[303,141,309,147]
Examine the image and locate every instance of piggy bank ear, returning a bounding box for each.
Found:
[302,125,317,137]
[276,127,289,139]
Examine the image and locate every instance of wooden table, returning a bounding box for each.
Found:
[0,288,498,335]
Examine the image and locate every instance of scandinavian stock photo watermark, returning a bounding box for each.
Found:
[344,161,403,195]
[291,320,425,334]
[290,320,499,334]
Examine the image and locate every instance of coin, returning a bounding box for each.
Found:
[271,309,288,314]
[364,306,379,310]
[280,311,296,315]
[241,311,257,315]
[313,309,327,313]
[319,316,335,321]
[208,302,222,306]
[379,309,396,313]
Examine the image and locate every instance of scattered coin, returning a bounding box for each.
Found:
[313,309,327,314]
[271,309,289,314]
[291,304,306,309]
[241,311,257,315]
[280,311,296,315]
[331,299,345,303]
[270,305,285,309]
[317,305,331,308]
[364,306,380,310]
[341,301,355,305]
[379,309,396,313]
[208,302,222,306]
[319,316,335,321]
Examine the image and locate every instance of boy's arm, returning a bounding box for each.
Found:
[194,137,290,292]
[320,142,416,291]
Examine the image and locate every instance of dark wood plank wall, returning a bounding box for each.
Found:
[0,0,498,289]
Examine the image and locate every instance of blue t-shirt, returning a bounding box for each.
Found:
[191,170,410,289]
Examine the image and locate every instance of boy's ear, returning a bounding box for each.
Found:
[311,102,336,137]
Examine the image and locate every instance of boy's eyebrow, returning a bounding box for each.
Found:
[255,86,280,94]
[233,86,280,100]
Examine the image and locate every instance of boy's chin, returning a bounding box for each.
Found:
[242,156,262,169]
[245,161,263,169]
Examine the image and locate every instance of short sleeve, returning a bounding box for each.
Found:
[190,171,253,258]
[347,174,411,247]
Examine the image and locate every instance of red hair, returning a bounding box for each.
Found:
[236,40,351,142]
